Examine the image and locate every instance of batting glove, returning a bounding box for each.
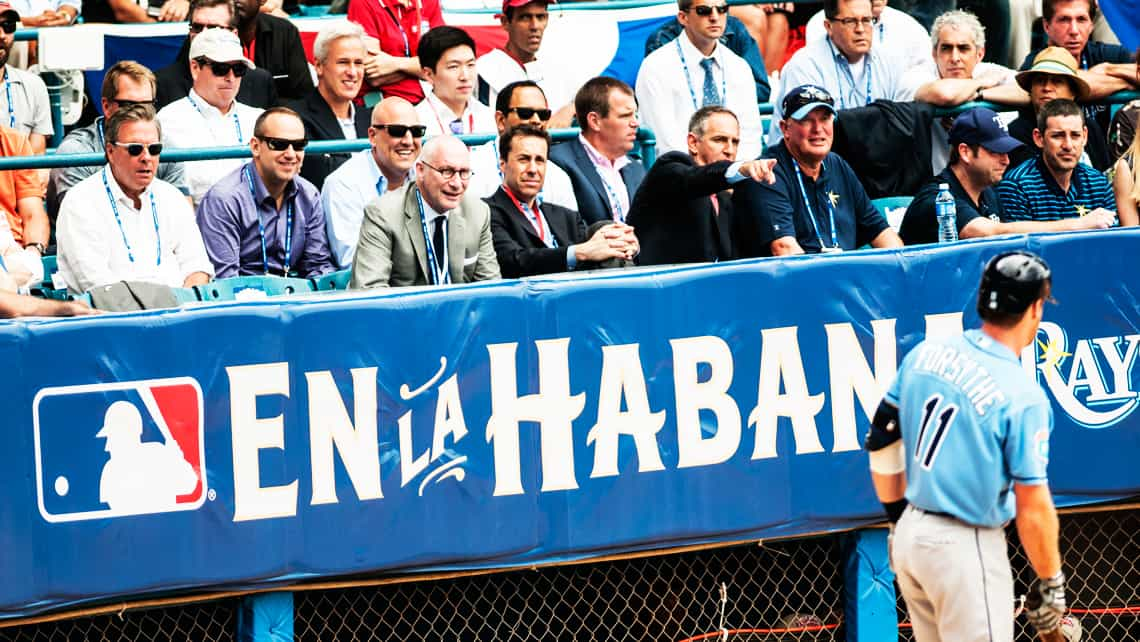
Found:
[1026,572,1067,633]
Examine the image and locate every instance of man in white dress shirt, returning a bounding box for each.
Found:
[805,0,932,70]
[415,26,496,137]
[636,0,763,161]
[322,97,422,268]
[157,27,264,204]
[57,104,214,294]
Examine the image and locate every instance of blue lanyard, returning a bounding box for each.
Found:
[187,95,244,143]
[96,119,104,147]
[829,38,873,109]
[380,4,412,56]
[102,167,161,265]
[792,162,838,251]
[415,189,450,285]
[675,39,726,111]
[3,69,15,129]
[243,165,293,276]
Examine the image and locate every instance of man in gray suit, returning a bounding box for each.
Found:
[350,136,501,289]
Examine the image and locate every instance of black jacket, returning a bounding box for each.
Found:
[833,100,936,199]
[287,88,372,190]
[242,14,314,102]
[155,38,279,110]
[627,151,734,265]
[485,186,589,277]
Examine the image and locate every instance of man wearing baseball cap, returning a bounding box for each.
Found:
[0,1,53,154]
[900,106,1112,245]
[733,84,901,257]
[475,0,576,129]
[157,27,264,204]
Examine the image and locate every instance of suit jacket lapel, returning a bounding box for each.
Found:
[309,91,344,141]
[494,188,544,245]
[446,204,467,282]
[574,141,613,211]
[542,203,574,247]
[402,185,430,280]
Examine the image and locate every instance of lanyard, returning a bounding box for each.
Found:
[3,69,15,129]
[187,95,244,143]
[581,142,626,222]
[102,167,161,265]
[377,0,424,55]
[503,184,555,247]
[415,189,450,285]
[427,95,475,135]
[792,162,838,251]
[675,39,726,111]
[829,38,873,109]
[243,165,293,276]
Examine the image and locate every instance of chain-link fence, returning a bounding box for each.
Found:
[0,598,237,642]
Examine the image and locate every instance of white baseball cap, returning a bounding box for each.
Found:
[188,28,255,68]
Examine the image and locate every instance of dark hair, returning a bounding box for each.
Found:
[1042,0,1096,22]
[496,80,545,116]
[498,123,550,161]
[947,142,979,167]
[503,0,547,21]
[573,76,634,127]
[188,0,237,28]
[105,103,160,145]
[688,105,737,136]
[417,26,476,72]
[253,106,302,138]
[1036,97,1083,132]
[677,0,694,12]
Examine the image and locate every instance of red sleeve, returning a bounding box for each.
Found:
[347,0,383,40]
[424,0,444,28]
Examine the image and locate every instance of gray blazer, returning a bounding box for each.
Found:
[349,182,501,289]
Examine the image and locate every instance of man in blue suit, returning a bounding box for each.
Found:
[549,77,648,226]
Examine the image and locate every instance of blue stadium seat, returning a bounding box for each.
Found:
[872,196,913,232]
[312,269,351,291]
[71,292,93,307]
[40,255,57,288]
[195,276,316,302]
[173,287,200,304]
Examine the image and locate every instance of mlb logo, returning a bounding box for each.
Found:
[33,377,206,523]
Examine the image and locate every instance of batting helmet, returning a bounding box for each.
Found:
[977,251,1053,318]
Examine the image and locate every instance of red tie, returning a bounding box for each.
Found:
[710,194,720,216]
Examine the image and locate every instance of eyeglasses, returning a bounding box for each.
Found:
[112,141,163,156]
[507,107,552,121]
[257,136,308,152]
[371,123,427,138]
[189,22,233,34]
[688,4,728,16]
[194,57,249,78]
[420,161,472,181]
[831,16,878,28]
[0,20,17,34]
[111,98,154,108]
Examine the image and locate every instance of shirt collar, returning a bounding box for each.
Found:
[188,88,232,118]
[104,165,155,209]
[245,161,298,206]
[416,185,448,221]
[426,89,470,123]
[826,36,868,66]
[965,329,1020,363]
[777,141,829,181]
[579,133,631,172]
[677,32,720,67]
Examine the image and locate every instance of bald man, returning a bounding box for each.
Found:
[323,97,425,267]
[350,135,501,288]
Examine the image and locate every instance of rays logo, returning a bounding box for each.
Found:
[1027,322,1140,429]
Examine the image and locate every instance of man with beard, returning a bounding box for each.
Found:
[197,107,335,278]
[900,107,1114,244]
[998,99,1119,224]
[0,1,52,153]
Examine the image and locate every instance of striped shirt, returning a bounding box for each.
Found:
[996,157,1116,222]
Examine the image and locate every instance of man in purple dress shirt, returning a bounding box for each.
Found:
[196,106,337,279]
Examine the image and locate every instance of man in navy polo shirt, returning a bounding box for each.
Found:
[733,84,902,257]
[901,107,1114,244]
[998,99,1121,225]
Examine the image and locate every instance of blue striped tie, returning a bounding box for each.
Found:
[700,58,720,106]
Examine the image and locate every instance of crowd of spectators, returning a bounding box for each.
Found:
[0,0,1137,315]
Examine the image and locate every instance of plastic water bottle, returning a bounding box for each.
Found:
[935,183,958,243]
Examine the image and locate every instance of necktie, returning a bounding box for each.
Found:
[432,217,446,273]
[700,58,720,106]
[376,176,386,197]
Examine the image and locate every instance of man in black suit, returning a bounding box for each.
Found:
[486,124,639,278]
[629,106,776,266]
[549,76,647,225]
[290,22,373,189]
[154,0,278,109]
[234,0,313,102]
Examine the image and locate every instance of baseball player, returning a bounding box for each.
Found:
[864,251,1067,641]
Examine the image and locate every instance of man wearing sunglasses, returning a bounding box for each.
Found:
[56,104,214,295]
[290,23,372,190]
[50,61,189,219]
[636,0,762,162]
[197,107,336,279]
[322,97,422,268]
[768,0,911,148]
[350,135,500,288]
[158,27,264,204]
[469,80,577,211]
[154,0,277,110]
[415,26,496,138]
[0,1,53,154]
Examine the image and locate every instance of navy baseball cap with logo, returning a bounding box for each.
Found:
[949,107,1023,154]
[782,85,837,121]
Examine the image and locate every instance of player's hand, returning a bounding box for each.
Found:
[739,159,777,184]
[158,0,189,22]
[1025,572,1066,634]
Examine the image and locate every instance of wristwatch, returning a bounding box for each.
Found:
[975,86,985,102]
[25,242,46,255]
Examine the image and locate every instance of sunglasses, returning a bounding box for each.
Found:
[113,141,163,156]
[689,4,728,16]
[111,98,154,108]
[258,136,308,152]
[189,22,233,34]
[507,107,552,121]
[371,123,427,138]
[194,57,248,78]
[0,20,16,34]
